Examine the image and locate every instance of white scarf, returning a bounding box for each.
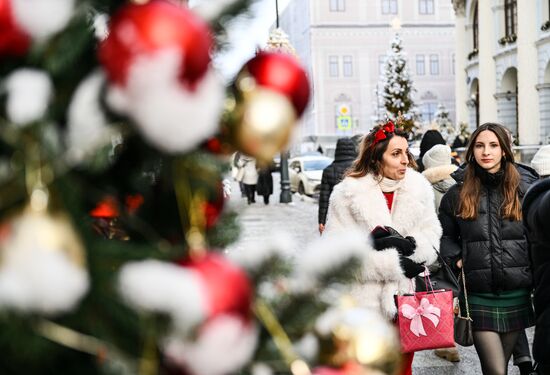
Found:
[378,176,403,193]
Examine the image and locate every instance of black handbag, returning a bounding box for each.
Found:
[416,248,460,297]
[454,268,474,347]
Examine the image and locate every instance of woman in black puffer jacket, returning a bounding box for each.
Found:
[318,137,357,233]
[439,123,537,375]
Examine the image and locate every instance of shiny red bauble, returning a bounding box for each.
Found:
[0,0,30,57]
[98,0,212,88]
[245,51,310,117]
[178,253,252,321]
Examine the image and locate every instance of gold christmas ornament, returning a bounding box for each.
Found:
[228,81,296,165]
[317,308,402,375]
[0,205,86,268]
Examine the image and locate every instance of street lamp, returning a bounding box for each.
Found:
[265,0,297,204]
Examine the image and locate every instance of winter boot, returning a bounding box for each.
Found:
[434,347,460,362]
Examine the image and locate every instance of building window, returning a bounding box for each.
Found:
[382,0,398,14]
[422,102,438,122]
[504,0,517,37]
[430,54,439,75]
[452,53,455,74]
[473,3,478,50]
[416,55,425,75]
[330,0,345,12]
[419,0,434,14]
[329,56,339,77]
[343,55,353,77]
[379,55,387,74]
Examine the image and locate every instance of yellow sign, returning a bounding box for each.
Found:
[337,115,352,130]
[338,104,350,115]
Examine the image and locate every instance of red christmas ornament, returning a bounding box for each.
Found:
[178,253,252,321]
[98,0,212,89]
[0,0,31,57]
[245,51,310,117]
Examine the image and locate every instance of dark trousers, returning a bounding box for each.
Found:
[512,330,531,365]
[244,184,256,204]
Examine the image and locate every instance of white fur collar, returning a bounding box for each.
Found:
[335,168,433,235]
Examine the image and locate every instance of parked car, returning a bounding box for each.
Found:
[288,155,332,196]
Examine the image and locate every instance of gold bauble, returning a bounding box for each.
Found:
[0,206,86,268]
[317,308,402,375]
[228,74,297,165]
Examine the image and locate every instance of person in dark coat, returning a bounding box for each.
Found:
[256,163,274,205]
[318,137,357,234]
[416,129,461,172]
[439,123,537,375]
[522,145,550,375]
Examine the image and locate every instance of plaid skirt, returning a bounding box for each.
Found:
[469,303,535,332]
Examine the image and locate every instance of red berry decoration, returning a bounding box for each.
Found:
[0,0,30,57]
[98,0,212,89]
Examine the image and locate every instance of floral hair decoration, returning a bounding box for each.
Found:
[372,120,396,148]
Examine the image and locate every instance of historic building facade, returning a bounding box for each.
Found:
[453,0,550,146]
[278,0,456,140]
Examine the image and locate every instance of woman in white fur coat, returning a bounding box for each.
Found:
[323,122,442,375]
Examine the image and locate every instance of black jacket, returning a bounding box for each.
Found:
[523,178,550,369]
[318,138,357,225]
[257,165,274,196]
[439,163,537,294]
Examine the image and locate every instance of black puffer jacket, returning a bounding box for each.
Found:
[318,138,357,225]
[439,163,537,294]
[523,178,550,370]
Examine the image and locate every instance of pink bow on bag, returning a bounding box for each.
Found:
[400,297,441,337]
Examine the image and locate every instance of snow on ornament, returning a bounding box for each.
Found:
[0,0,30,57]
[99,0,223,154]
[5,69,52,126]
[10,0,74,41]
[0,206,89,314]
[226,52,310,164]
[66,71,114,165]
[118,253,257,375]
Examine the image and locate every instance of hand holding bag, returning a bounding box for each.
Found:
[416,248,460,297]
[454,268,474,347]
[396,277,455,353]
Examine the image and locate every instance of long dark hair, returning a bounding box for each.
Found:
[346,124,416,179]
[459,122,521,220]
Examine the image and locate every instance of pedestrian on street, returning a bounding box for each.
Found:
[421,144,462,363]
[231,152,246,198]
[324,122,441,375]
[238,155,259,205]
[256,162,274,205]
[416,129,459,172]
[439,123,537,375]
[318,137,357,234]
[523,145,550,375]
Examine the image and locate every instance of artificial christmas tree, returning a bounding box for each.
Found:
[380,34,418,135]
[0,1,401,374]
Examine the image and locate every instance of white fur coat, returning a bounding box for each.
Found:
[323,168,441,319]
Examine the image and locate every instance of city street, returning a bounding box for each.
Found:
[227,173,533,375]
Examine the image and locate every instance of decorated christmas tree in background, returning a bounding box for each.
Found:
[0,0,402,375]
[433,103,455,145]
[380,34,418,135]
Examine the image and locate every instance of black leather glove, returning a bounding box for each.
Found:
[371,226,416,256]
[399,257,425,279]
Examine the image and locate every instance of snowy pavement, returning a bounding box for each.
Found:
[225,173,533,375]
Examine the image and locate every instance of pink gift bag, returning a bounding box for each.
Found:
[396,289,455,353]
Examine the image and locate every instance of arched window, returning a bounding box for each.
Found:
[504,0,517,37]
[473,3,478,51]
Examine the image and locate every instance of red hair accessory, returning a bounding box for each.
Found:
[372,121,396,147]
